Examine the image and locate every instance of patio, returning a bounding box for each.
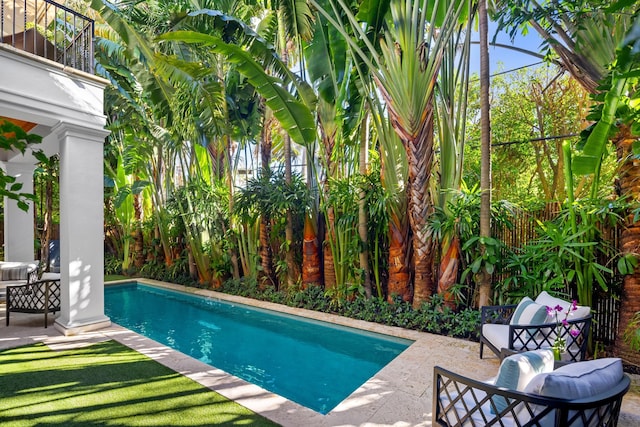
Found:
[2,279,640,426]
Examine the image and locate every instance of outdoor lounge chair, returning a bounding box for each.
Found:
[479,291,592,362]
[6,279,61,328]
[434,350,630,426]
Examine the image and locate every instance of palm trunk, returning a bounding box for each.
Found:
[41,171,53,270]
[323,207,337,290]
[319,117,337,290]
[284,134,300,288]
[405,109,436,307]
[613,125,640,367]
[302,214,322,286]
[438,233,460,309]
[259,114,275,287]
[133,189,145,269]
[224,134,240,280]
[387,215,412,302]
[477,0,493,308]
[358,118,372,298]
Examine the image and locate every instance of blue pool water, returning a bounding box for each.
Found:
[105,283,412,414]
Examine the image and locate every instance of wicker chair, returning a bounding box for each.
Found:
[434,357,630,427]
[6,279,61,328]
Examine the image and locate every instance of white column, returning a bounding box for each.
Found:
[53,122,111,335]
[3,162,35,261]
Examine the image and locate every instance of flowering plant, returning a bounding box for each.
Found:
[546,300,581,359]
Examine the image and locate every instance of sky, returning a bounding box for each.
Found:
[470,20,547,76]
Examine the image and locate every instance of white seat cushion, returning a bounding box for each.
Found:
[40,272,61,281]
[483,323,510,351]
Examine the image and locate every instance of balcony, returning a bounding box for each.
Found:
[1,0,94,73]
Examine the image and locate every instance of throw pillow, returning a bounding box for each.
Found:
[510,297,548,326]
[491,349,555,414]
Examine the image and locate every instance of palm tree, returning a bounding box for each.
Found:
[477,0,492,308]
[310,0,468,304]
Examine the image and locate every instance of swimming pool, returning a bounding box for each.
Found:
[105,283,412,414]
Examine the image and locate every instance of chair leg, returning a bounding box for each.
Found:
[479,340,484,359]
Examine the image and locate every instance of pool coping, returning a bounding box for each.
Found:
[102,278,501,426]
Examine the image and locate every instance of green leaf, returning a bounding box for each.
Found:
[158,31,316,146]
[471,257,482,274]
[131,180,150,194]
[17,200,29,212]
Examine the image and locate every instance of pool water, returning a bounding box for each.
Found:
[105,283,412,414]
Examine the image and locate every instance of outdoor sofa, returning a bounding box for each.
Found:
[479,291,592,362]
[434,350,630,426]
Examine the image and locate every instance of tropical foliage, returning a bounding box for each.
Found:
[20,0,638,361]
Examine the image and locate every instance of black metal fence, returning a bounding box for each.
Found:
[1,0,94,73]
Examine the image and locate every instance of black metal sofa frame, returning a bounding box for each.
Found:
[6,279,61,328]
[433,365,630,426]
[479,303,592,362]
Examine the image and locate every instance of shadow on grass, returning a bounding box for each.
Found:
[0,340,280,426]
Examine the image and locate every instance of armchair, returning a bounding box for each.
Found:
[434,353,630,426]
[480,292,592,362]
[6,279,61,328]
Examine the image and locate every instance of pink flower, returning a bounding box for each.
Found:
[562,319,569,326]
[569,327,580,338]
[554,304,564,313]
[571,300,578,311]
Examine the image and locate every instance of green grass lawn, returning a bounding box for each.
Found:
[105,274,130,282]
[0,340,280,426]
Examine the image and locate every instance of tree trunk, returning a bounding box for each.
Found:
[323,208,337,290]
[613,126,640,367]
[225,134,240,280]
[358,118,372,298]
[40,170,53,270]
[477,0,493,308]
[284,134,300,288]
[302,214,322,287]
[438,233,460,309]
[319,116,337,291]
[259,114,275,287]
[387,216,412,302]
[406,109,435,308]
[133,189,145,269]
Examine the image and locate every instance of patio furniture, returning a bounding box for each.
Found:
[6,279,61,328]
[434,350,630,426]
[480,291,592,362]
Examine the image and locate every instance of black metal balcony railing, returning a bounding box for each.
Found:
[1,0,94,73]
